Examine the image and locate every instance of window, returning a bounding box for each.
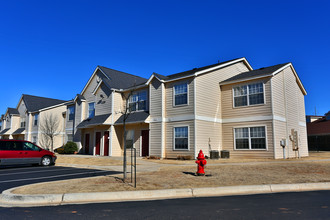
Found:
[174,126,188,150]
[235,126,266,150]
[233,83,264,107]
[68,106,75,121]
[20,118,26,128]
[23,142,39,151]
[88,102,95,118]
[129,91,147,112]
[174,83,188,106]
[34,114,39,126]
[125,130,134,148]
[32,136,37,144]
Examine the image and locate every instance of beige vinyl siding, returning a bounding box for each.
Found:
[273,120,287,159]
[283,67,308,158]
[82,72,100,119]
[196,62,251,118]
[221,78,272,119]
[195,120,222,157]
[165,120,194,158]
[125,124,149,157]
[112,125,123,156]
[150,79,162,118]
[95,83,112,116]
[271,71,286,118]
[222,120,274,158]
[112,92,124,122]
[165,78,194,117]
[149,122,162,157]
[298,125,308,157]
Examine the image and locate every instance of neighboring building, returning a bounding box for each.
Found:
[307,111,330,151]
[0,94,70,150]
[306,115,323,123]
[72,57,308,159]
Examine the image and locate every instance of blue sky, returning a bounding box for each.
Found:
[0,0,329,116]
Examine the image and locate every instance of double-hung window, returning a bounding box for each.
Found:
[34,114,39,126]
[88,102,95,118]
[129,91,147,112]
[174,83,188,106]
[174,126,188,150]
[234,126,266,150]
[21,118,26,128]
[233,83,264,107]
[68,106,75,121]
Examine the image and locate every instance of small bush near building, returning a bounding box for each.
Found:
[63,141,78,154]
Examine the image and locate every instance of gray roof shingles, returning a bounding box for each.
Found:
[98,66,148,90]
[0,128,10,135]
[23,94,67,112]
[221,63,289,84]
[115,111,149,124]
[76,114,111,129]
[12,128,25,135]
[7,108,19,115]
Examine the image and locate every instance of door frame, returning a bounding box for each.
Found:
[84,133,91,155]
[141,130,149,157]
[94,131,102,156]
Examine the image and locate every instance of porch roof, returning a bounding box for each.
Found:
[12,128,25,135]
[0,128,11,135]
[115,111,149,125]
[77,114,111,129]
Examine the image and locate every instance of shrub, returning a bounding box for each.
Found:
[63,141,78,154]
[55,146,65,154]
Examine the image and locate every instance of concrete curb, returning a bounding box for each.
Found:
[1,182,330,207]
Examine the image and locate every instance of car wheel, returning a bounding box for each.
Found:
[41,156,52,166]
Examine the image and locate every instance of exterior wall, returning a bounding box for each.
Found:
[149,122,162,156]
[82,71,100,119]
[221,78,272,119]
[195,120,222,157]
[165,120,195,158]
[81,125,111,155]
[222,120,274,158]
[150,79,162,118]
[95,83,112,116]
[65,105,74,143]
[196,62,251,118]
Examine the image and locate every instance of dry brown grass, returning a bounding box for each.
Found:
[56,155,127,166]
[14,160,330,195]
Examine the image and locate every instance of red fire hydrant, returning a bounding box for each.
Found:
[196,150,207,176]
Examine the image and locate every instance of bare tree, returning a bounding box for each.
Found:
[39,113,60,152]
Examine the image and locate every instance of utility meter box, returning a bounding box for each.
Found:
[280,139,287,147]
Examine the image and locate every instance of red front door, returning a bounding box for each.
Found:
[95,132,101,155]
[85,134,90,154]
[104,131,109,156]
[141,130,149,157]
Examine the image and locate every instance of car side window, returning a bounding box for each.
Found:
[23,142,40,151]
[11,142,23,151]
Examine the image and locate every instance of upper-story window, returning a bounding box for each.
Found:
[20,118,26,128]
[174,83,188,106]
[88,102,95,118]
[129,91,147,112]
[233,82,264,107]
[68,106,75,121]
[34,114,39,126]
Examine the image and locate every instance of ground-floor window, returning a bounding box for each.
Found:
[67,134,73,142]
[174,126,188,150]
[32,136,37,144]
[234,126,266,150]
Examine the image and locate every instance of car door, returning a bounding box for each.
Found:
[0,141,25,165]
[22,142,44,164]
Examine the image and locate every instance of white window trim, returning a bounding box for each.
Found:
[232,82,266,108]
[128,90,148,112]
[88,102,95,118]
[34,114,39,126]
[173,125,190,151]
[68,106,75,121]
[233,125,268,151]
[173,82,189,107]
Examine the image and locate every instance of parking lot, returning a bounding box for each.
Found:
[0,165,121,193]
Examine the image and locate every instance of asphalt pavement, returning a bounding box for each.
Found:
[0,191,329,220]
[0,165,121,193]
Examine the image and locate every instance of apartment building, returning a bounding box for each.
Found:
[72,57,308,159]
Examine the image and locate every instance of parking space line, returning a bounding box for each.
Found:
[0,170,113,184]
[0,168,89,177]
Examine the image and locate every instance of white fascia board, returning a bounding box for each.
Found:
[38,101,71,112]
[219,74,273,86]
[195,58,253,76]
[118,84,149,93]
[289,64,307,95]
[145,74,165,85]
[81,66,110,95]
[15,95,24,110]
[92,80,103,95]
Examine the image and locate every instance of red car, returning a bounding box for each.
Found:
[0,140,56,166]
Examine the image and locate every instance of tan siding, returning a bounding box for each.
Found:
[112,92,124,122]
[222,120,274,159]
[149,122,162,156]
[112,125,123,156]
[271,71,286,118]
[150,79,162,118]
[165,78,194,117]
[165,120,194,158]
[273,120,287,159]
[95,83,112,116]
[82,72,99,119]
[221,78,272,119]
[196,62,251,118]
[196,120,222,157]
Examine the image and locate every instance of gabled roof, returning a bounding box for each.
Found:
[12,128,25,135]
[147,57,252,84]
[76,114,111,129]
[115,111,150,125]
[219,63,307,95]
[98,66,148,90]
[0,128,10,135]
[21,94,67,112]
[7,108,20,116]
